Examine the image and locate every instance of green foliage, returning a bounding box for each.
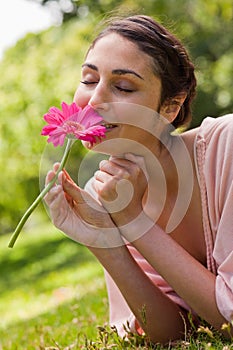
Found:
[0,18,94,233]
[1,0,233,232]
[178,0,233,126]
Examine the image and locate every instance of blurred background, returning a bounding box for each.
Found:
[0,0,232,235]
[0,1,232,348]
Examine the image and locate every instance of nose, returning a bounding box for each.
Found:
[88,82,111,112]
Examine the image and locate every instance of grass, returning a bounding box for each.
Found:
[0,219,108,349]
[0,218,233,349]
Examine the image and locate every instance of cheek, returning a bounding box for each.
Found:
[73,86,90,108]
[148,85,162,112]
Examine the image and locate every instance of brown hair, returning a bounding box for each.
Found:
[89,15,197,129]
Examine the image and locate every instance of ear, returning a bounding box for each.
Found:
[159,93,187,123]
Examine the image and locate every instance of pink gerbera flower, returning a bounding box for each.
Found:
[8,101,107,248]
[41,101,106,147]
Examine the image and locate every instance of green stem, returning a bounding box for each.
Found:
[8,139,74,248]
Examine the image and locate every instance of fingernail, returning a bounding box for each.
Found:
[99,160,108,168]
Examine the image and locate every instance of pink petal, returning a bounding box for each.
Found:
[41,124,58,135]
[43,109,64,125]
[76,125,106,144]
[47,130,66,147]
[61,101,80,119]
[61,102,72,119]
[70,102,81,115]
[84,125,107,136]
[49,106,65,118]
[78,105,103,127]
[41,101,106,147]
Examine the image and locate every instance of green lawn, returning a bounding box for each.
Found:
[0,220,232,349]
[0,220,108,349]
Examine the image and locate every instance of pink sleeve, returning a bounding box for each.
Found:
[216,255,233,322]
[104,242,195,337]
[199,114,233,322]
[214,174,233,322]
[104,269,141,337]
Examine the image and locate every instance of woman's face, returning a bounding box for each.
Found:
[74,33,164,152]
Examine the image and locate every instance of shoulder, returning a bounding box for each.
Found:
[194,114,233,195]
[181,114,233,138]
[191,114,233,169]
[196,114,233,145]
[179,114,233,186]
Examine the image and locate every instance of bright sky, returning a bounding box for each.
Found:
[0,0,56,59]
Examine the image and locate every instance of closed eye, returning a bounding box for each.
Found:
[115,86,134,93]
[81,80,134,93]
[80,80,98,85]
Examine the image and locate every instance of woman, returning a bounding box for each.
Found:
[45,15,233,344]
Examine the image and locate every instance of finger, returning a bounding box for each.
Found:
[61,170,79,206]
[110,154,145,169]
[92,176,114,197]
[94,169,112,183]
[45,170,57,187]
[63,174,106,214]
[92,180,105,197]
[100,158,130,170]
[45,162,62,187]
[112,154,148,182]
[58,171,75,207]
[99,159,130,180]
[92,175,119,203]
[62,174,86,205]
[53,162,61,173]
[126,153,148,175]
[45,189,70,227]
[44,184,63,206]
[109,156,144,177]
[62,168,75,182]
[124,153,147,172]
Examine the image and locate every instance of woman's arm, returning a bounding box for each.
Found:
[89,240,191,344]
[45,165,192,343]
[92,155,232,338]
[45,163,231,343]
[120,219,228,331]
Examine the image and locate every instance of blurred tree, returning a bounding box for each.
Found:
[1,0,232,233]
[29,0,137,22]
[0,18,92,233]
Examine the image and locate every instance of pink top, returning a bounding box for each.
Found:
[103,114,233,336]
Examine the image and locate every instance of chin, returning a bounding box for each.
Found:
[81,140,112,156]
[87,137,136,157]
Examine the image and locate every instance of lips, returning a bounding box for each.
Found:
[103,123,118,131]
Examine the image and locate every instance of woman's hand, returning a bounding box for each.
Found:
[44,164,123,248]
[92,154,149,230]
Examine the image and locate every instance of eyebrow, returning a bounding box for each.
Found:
[82,63,144,80]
